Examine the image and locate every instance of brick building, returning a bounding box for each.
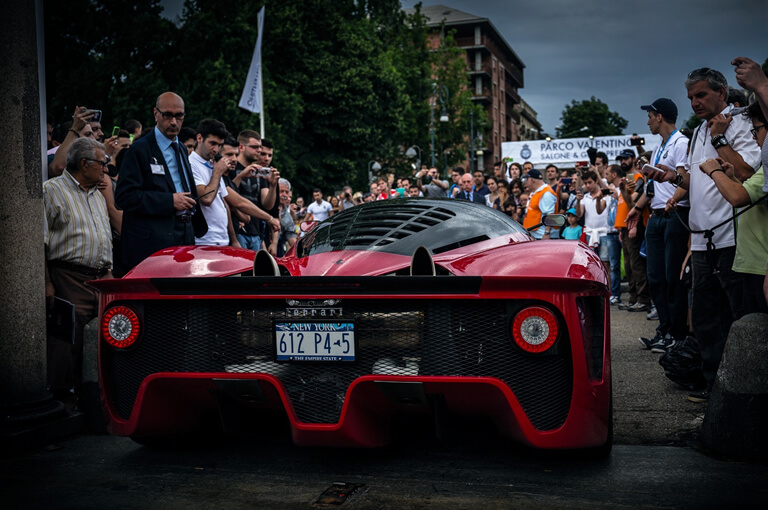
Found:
[407,4,534,171]
[516,98,543,141]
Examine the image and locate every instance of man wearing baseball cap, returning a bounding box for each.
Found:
[626,97,690,355]
[522,169,558,239]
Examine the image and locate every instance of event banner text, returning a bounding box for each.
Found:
[501,134,657,167]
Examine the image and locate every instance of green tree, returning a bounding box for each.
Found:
[44,0,177,128]
[556,96,628,138]
[43,0,472,198]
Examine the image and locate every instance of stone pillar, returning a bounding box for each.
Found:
[0,2,54,410]
[701,313,768,460]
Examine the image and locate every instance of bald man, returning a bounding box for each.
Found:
[115,92,207,268]
[456,173,486,203]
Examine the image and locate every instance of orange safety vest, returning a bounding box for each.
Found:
[523,185,558,230]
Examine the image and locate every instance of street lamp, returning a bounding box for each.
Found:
[430,83,449,168]
[405,145,421,171]
[558,125,589,138]
[368,160,381,185]
[470,110,484,173]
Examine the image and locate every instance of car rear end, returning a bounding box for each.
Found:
[94,275,610,450]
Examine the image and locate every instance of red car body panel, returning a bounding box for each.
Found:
[92,199,611,450]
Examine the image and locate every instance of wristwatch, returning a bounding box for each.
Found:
[711,134,730,149]
[673,171,684,186]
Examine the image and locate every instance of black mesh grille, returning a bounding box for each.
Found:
[103,299,572,430]
[576,296,605,381]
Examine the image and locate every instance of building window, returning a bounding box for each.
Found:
[474,26,481,45]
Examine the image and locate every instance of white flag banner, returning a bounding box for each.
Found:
[238,6,265,114]
[502,133,658,168]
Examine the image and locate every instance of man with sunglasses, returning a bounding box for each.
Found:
[662,68,760,403]
[44,137,113,403]
[116,92,207,269]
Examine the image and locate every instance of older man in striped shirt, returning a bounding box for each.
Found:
[44,137,113,401]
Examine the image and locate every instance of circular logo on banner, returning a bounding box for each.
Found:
[520,144,531,160]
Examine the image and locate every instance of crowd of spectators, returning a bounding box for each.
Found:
[42,56,768,408]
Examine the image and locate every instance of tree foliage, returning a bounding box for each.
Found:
[556,96,628,138]
[43,0,479,197]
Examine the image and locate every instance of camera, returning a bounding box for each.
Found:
[421,175,432,184]
[256,166,271,177]
[601,188,612,196]
[214,153,223,162]
[630,137,645,146]
[646,180,655,198]
[85,109,102,123]
[561,177,573,185]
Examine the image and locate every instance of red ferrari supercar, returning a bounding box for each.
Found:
[90,198,611,454]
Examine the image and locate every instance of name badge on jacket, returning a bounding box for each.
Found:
[150,164,165,175]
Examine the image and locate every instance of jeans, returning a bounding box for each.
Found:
[691,247,744,389]
[601,232,622,298]
[621,224,650,304]
[645,208,689,341]
[237,233,262,251]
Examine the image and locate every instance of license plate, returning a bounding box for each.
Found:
[274,322,355,361]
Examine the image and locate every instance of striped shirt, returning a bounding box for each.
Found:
[44,170,112,269]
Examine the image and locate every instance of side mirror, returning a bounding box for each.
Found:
[542,214,566,228]
[526,213,566,233]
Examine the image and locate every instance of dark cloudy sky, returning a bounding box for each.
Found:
[161,0,767,135]
[401,0,767,135]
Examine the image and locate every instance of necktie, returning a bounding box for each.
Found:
[171,141,190,192]
[464,191,470,200]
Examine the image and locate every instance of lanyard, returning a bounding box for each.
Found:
[653,129,678,165]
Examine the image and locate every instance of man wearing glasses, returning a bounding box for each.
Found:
[231,129,268,250]
[44,137,113,402]
[116,92,207,269]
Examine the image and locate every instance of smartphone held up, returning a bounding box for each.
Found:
[641,164,666,181]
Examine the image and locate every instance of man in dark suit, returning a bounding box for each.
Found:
[115,92,207,269]
[456,173,486,203]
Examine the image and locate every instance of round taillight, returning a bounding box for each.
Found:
[511,306,559,353]
[102,306,140,349]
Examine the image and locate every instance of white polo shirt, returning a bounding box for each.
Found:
[307,200,333,222]
[686,105,761,251]
[650,130,690,210]
[189,151,230,246]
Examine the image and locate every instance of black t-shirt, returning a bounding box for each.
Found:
[232,162,266,236]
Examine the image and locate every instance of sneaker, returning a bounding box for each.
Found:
[638,331,662,350]
[687,390,710,403]
[627,302,650,312]
[651,334,675,353]
[618,302,636,311]
[646,306,658,320]
[610,296,621,306]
